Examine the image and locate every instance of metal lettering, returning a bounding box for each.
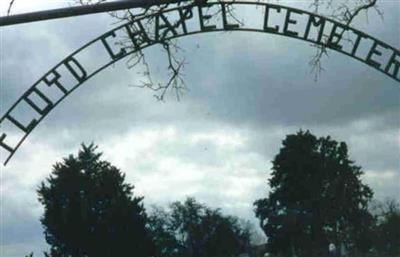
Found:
[155,13,179,41]
[304,14,325,43]
[385,51,400,79]
[198,5,216,31]
[283,9,303,37]
[156,8,193,38]
[64,57,87,83]
[178,7,194,34]
[327,23,346,50]
[125,20,151,49]
[264,5,281,33]
[101,31,126,60]
[2,2,400,166]
[221,3,239,30]
[351,31,366,56]
[0,134,14,153]
[23,87,53,115]
[366,41,387,69]
[6,114,37,133]
[43,69,68,95]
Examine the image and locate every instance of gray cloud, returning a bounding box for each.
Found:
[1,1,399,256]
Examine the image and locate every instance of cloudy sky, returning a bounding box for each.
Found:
[0,0,399,256]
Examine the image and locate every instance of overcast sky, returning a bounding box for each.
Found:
[0,0,399,256]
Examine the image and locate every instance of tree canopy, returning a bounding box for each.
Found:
[148,197,252,257]
[28,135,399,257]
[254,130,374,257]
[371,199,400,256]
[37,143,154,257]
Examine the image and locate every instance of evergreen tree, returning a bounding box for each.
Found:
[254,130,373,257]
[37,144,154,257]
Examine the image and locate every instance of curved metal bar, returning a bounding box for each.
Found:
[1,1,399,165]
[0,0,188,27]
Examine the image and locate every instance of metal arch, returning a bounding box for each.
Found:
[1,1,399,165]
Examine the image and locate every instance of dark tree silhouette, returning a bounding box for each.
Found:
[254,130,373,257]
[372,199,400,257]
[37,143,154,257]
[148,197,252,257]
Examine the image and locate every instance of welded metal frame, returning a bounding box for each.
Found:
[1,1,399,165]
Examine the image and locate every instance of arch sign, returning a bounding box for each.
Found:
[1,1,399,165]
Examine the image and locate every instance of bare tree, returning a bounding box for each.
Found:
[78,0,193,101]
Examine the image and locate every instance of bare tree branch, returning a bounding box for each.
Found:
[7,0,16,15]
[72,0,194,100]
[308,0,382,81]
